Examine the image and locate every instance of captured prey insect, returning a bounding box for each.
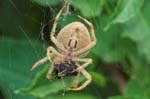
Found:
[31,5,97,91]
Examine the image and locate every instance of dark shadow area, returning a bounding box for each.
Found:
[0,90,5,99]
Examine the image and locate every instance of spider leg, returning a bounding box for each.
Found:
[68,69,91,91]
[76,69,91,90]
[75,58,92,72]
[73,15,96,56]
[31,47,58,71]
[46,46,60,62]
[77,15,96,44]
[46,46,61,79]
[72,72,80,88]
[67,59,92,90]
[46,63,55,79]
[30,57,48,71]
[50,5,66,52]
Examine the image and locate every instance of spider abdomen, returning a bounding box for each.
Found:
[57,22,91,56]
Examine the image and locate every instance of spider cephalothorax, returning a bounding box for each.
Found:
[31,5,97,91]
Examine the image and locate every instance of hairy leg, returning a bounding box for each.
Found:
[68,69,91,91]
[73,15,96,56]
[72,72,80,88]
[75,58,92,72]
[31,57,48,71]
[50,5,66,52]
[67,58,92,90]
[46,63,55,79]
[46,46,61,79]
[31,46,59,71]
[46,46,60,62]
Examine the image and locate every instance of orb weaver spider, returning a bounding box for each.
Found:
[31,5,97,91]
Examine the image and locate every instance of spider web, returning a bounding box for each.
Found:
[0,0,102,99]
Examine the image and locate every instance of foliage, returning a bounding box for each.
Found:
[0,0,150,99]
[32,0,60,7]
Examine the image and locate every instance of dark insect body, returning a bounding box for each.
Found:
[54,62,78,79]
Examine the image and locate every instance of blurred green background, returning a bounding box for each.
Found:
[0,0,150,99]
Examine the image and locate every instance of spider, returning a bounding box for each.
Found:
[31,5,97,91]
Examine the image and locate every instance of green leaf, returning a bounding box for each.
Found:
[0,0,37,37]
[124,55,150,99]
[68,0,104,18]
[45,94,98,99]
[108,96,125,99]
[107,1,150,98]
[32,0,60,7]
[122,0,150,63]
[109,55,150,99]
[94,17,136,62]
[123,15,150,62]
[105,0,144,30]
[125,79,150,99]
[16,62,99,98]
[113,0,144,23]
[0,38,44,99]
[15,65,72,98]
[90,72,106,87]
